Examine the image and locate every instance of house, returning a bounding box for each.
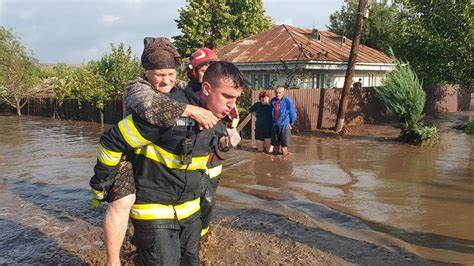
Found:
[215,24,394,89]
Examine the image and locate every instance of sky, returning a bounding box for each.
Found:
[0,0,344,64]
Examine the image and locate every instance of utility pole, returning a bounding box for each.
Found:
[335,0,368,133]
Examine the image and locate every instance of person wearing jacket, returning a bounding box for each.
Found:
[187,48,239,238]
[249,91,273,153]
[187,48,219,92]
[270,86,297,156]
[91,61,245,265]
[102,38,222,266]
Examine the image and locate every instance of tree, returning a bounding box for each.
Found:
[44,43,141,110]
[394,0,473,88]
[0,27,40,116]
[87,42,142,98]
[375,52,437,145]
[174,0,273,56]
[328,0,473,89]
[327,0,407,54]
[45,64,112,110]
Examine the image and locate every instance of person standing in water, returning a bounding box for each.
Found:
[249,91,273,153]
[270,86,296,156]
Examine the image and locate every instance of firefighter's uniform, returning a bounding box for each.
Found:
[200,114,238,237]
[200,150,223,237]
[90,88,226,265]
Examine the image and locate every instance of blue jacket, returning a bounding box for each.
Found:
[270,96,297,127]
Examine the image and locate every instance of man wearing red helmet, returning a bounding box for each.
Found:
[188,48,219,92]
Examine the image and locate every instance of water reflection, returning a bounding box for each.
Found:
[1,114,473,264]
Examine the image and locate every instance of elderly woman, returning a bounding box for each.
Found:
[249,91,273,153]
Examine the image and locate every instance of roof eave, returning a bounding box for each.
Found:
[232,60,395,72]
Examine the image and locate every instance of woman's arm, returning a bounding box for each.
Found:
[124,78,219,129]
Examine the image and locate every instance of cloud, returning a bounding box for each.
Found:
[17,9,35,20]
[100,14,120,25]
[0,0,343,64]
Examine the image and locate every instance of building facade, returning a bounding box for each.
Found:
[216,24,394,89]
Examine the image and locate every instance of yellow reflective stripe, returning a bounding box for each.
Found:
[135,144,209,170]
[201,227,209,237]
[97,143,122,166]
[205,164,222,179]
[91,188,104,200]
[130,197,201,220]
[231,118,239,128]
[118,115,150,148]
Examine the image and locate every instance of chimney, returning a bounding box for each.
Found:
[311,28,321,41]
[341,36,346,45]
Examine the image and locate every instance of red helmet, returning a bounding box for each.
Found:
[190,48,219,70]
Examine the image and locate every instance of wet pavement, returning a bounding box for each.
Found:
[0,114,473,264]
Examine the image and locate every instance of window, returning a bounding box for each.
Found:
[264,74,270,89]
[250,72,272,89]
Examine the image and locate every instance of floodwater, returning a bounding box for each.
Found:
[0,114,473,264]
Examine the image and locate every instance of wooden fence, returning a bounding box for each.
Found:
[0,98,123,124]
[249,87,386,135]
[247,85,469,135]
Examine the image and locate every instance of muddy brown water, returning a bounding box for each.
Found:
[0,114,472,264]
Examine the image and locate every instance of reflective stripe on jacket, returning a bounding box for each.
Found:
[91,88,227,225]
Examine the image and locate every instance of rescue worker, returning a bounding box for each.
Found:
[90,61,245,265]
[187,48,239,238]
[102,38,221,266]
[188,48,219,92]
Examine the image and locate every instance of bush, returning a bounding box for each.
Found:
[42,42,142,110]
[375,51,438,145]
[465,121,474,135]
[44,64,112,110]
[87,43,142,98]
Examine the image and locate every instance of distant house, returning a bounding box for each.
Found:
[215,24,394,89]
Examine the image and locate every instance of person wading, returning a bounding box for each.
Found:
[187,48,240,238]
[99,37,221,266]
[90,61,245,265]
[250,91,273,153]
[270,86,297,156]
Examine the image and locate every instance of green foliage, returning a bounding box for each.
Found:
[395,0,473,88]
[43,43,141,110]
[237,87,252,117]
[327,0,407,54]
[0,27,41,115]
[174,0,273,56]
[328,0,473,90]
[45,65,112,110]
[87,43,142,98]
[375,52,438,144]
[1,30,142,112]
[465,121,474,135]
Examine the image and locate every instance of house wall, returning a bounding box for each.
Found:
[242,70,387,89]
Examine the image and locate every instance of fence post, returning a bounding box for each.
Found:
[99,110,104,126]
[52,98,56,120]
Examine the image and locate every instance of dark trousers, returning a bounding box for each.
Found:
[132,217,201,266]
[200,178,219,231]
[271,124,291,147]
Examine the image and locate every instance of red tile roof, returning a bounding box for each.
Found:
[216,24,393,64]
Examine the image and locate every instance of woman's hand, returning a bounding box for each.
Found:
[182,104,219,129]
